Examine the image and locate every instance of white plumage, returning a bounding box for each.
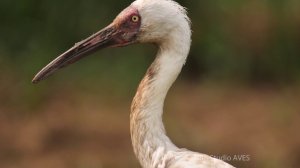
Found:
[130,1,234,167]
[33,0,235,167]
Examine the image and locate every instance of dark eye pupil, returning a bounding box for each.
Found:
[132,16,138,22]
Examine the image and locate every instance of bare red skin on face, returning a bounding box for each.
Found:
[112,7,141,43]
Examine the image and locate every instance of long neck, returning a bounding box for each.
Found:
[130,32,191,167]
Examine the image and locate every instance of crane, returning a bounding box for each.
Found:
[32,0,235,167]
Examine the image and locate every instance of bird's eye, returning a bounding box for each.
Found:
[131,15,139,22]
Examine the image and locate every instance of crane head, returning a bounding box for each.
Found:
[32,0,190,83]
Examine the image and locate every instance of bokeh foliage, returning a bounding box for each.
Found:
[1,0,299,86]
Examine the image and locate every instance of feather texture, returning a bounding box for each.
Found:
[129,1,235,167]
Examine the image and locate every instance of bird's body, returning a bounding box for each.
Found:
[33,0,235,167]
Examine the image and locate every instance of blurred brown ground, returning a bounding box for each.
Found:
[0,81,299,168]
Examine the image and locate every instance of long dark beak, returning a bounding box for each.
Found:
[32,24,127,84]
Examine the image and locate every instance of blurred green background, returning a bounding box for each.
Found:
[0,0,300,167]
